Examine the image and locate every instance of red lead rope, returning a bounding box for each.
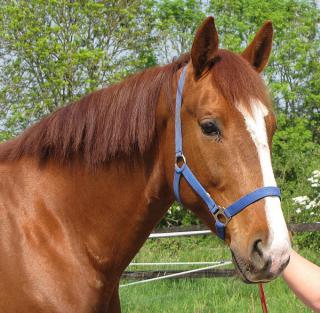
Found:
[259,283,268,313]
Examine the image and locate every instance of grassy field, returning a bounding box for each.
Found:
[120,235,319,313]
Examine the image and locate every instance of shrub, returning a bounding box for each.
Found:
[292,170,320,252]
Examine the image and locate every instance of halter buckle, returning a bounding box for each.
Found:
[212,205,231,226]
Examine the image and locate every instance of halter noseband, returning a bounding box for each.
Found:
[173,65,281,240]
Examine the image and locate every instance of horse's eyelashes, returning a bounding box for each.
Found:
[200,120,222,140]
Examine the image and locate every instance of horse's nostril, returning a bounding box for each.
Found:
[252,239,263,257]
[250,239,271,271]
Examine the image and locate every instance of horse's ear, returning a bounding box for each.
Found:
[191,16,218,79]
[242,21,273,73]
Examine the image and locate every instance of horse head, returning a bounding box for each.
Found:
[162,17,291,283]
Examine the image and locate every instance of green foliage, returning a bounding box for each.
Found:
[153,0,206,63]
[271,115,320,251]
[209,0,320,135]
[1,0,319,138]
[159,202,200,227]
[0,0,156,135]
[272,114,320,218]
[291,170,320,252]
[273,114,317,186]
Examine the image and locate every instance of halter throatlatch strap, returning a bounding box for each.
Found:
[173,65,281,240]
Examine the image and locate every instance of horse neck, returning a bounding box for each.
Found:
[42,142,173,273]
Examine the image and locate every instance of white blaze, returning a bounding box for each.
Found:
[237,100,290,273]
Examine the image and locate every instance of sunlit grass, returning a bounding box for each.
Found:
[120,277,310,313]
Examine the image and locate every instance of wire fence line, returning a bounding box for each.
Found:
[120,261,232,288]
[149,229,211,238]
[150,222,320,238]
[121,223,320,286]
[128,261,226,266]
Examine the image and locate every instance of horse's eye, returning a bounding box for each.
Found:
[200,120,222,139]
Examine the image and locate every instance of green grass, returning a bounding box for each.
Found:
[120,236,319,312]
[120,276,309,313]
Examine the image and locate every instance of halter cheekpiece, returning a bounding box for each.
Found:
[173,65,281,240]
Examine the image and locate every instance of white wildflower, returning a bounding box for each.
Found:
[292,196,310,205]
[308,170,320,188]
[292,170,319,216]
[311,170,320,177]
[306,200,317,210]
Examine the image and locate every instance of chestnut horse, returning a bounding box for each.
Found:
[0,17,290,312]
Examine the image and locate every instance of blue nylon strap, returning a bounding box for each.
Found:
[173,65,282,240]
[173,167,183,203]
[216,187,281,240]
[224,186,281,219]
[175,163,219,213]
[215,221,226,240]
[175,66,187,157]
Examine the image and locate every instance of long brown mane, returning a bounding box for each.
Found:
[0,54,189,167]
[0,50,269,167]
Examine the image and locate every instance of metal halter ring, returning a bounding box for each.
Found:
[175,153,186,171]
[212,206,231,226]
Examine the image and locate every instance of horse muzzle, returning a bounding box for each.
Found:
[231,241,291,283]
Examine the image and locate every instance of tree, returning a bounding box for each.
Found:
[0,0,156,138]
[208,0,320,140]
[1,0,319,140]
[153,0,207,63]
[272,114,320,216]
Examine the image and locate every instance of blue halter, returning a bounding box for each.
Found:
[173,65,281,240]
